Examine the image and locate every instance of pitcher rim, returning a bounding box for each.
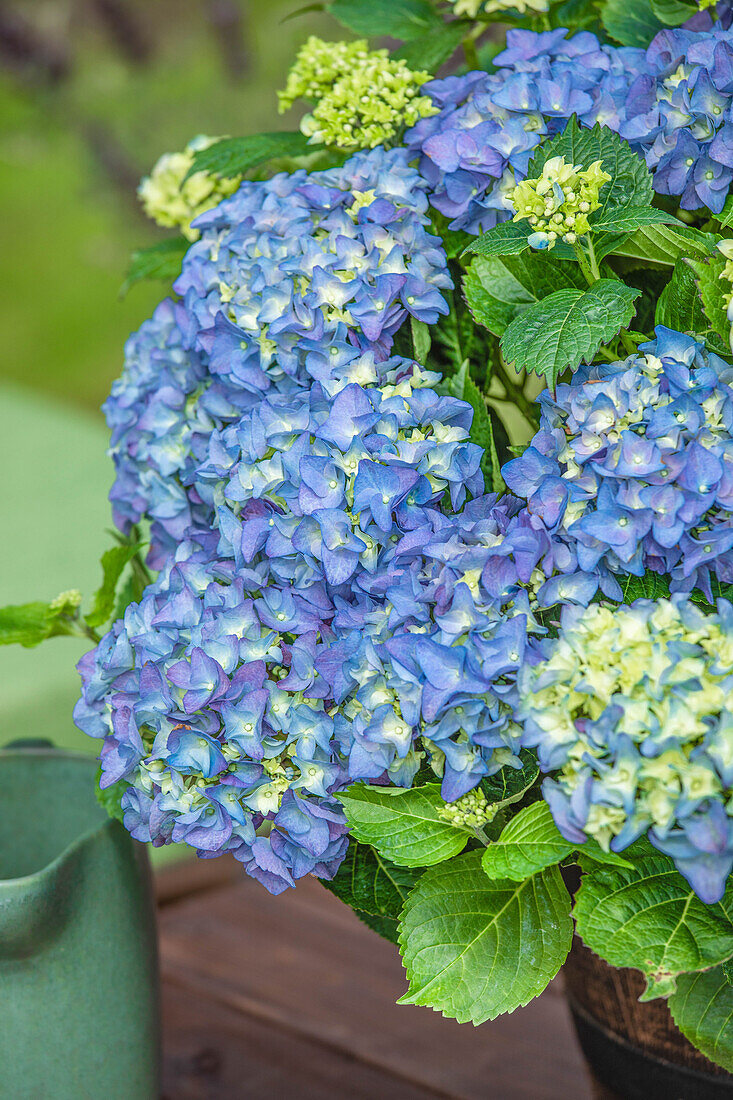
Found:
[0,745,114,888]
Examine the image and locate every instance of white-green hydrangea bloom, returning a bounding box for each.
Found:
[453,0,548,17]
[138,136,241,242]
[518,597,733,903]
[278,36,437,151]
[509,155,610,250]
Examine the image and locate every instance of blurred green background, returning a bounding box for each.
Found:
[0,0,331,758]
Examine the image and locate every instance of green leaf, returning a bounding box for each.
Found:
[687,256,730,345]
[650,0,696,25]
[410,316,431,363]
[655,259,708,334]
[461,372,501,488]
[438,358,468,399]
[113,570,146,622]
[578,839,635,870]
[620,569,672,605]
[321,839,422,919]
[328,0,441,38]
[704,329,732,359]
[123,237,188,294]
[0,602,60,648]
[719,197,733,230]
[462,253,586,338]
[394,21,467,71]
[529,119,653,226]
[463,220,533,259]
[602,0,663,47]
[398,853,572,1023]
[669,966,733,1071]
[574,852,733,994]
[724,958,733,986]
[280,2,326,22]
[186,132,317,182]
[354,910,400,943]
[551,0,602,30]
[613,223,717,267]
[501,279,641,387]
[590,206,675,234]
[480,750,540,806]
[463,256,532,338]
[338,783,469,868]
[85,544,143,630]
[95,768,126,824]
[482,801,575,881]
[485,410,504,494]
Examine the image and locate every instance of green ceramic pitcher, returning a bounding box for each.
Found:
[0,742,160,1099]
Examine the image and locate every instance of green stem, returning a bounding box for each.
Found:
[473,826,491,847]
[462,31,480,71]
[61,615,102,646]
[587,235,601,281]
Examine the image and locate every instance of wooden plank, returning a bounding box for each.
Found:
[156,855,239,906]
[161,980,440,1100]
[159,872,591,1100]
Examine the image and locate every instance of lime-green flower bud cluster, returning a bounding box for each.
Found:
[49,589,82,614]
[278,36,437,151]
[138,136,240,242]
[438,787,498,829]
[278,37,372,112]
[453,0,548,18]
[509,155,610,251]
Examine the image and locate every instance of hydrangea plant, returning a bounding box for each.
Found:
[8,0,733,1074]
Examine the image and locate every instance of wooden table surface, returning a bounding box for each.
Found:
[157,859,593,1100]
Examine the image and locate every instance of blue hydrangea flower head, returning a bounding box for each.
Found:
[321,493,594,801]
[405,30,645,233]
[74,549,350,894]
[518,596,733,903]
[622,20,733,212]
[103,298,256,568]
[105,147,453,566]
[192,360,484,593]
[174,146,452,392]
[503,327,733,599]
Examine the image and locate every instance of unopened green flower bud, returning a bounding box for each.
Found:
[438,788,498,830]
[50,589,82,614]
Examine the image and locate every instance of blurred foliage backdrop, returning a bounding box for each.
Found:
[0,0,330,754]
